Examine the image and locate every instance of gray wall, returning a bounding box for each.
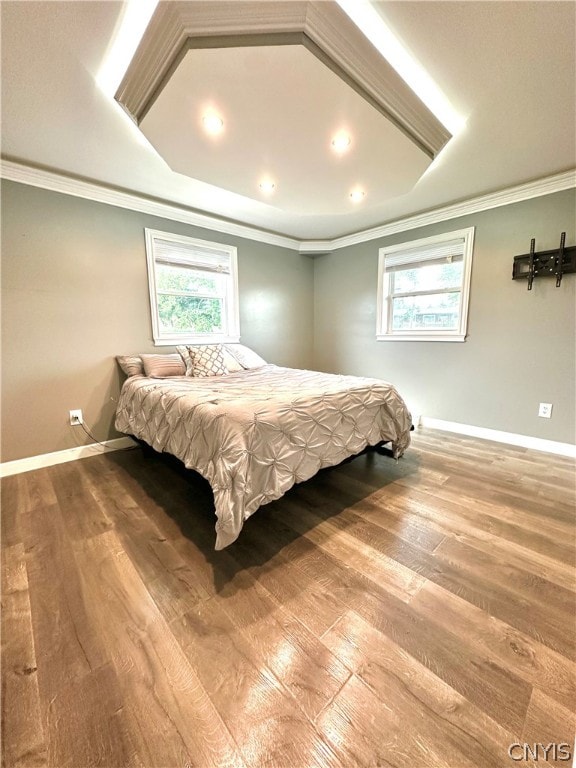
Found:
[313,188,576,444]
[1,181,314,462]
[2,181,574,463]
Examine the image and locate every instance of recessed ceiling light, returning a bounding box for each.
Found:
[349,188,366,203]
[202,114,224,135]
[259,179,276,195]
[331,132,352,153]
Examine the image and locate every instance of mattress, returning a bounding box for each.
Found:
[115,364,412,549]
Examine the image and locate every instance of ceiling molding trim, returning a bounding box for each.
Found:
[326,169,576,251]
[115,0,450,157]
[0,159,301,251]
[2,159,574,255]
[298,241,333,254]
[303,1,450,157]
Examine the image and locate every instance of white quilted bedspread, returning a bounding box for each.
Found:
[115,365,412,549]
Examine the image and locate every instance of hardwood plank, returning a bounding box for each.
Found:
[22,468,58,511]
[390,540,574,662]
[438,531,575,593]
[396,479,574,566]
[293,473,447,552]
[79,459,212,622]
[394,465,574,541]
[107,450,214,542]
[282,486,576,661]
[336,478,576,590]
[408,434,574,513]
[328,582,532,732]
[317,673,424,768]
[316,669,512,768]
[520,689,575,767]
[171,597,343,766]
[50,461,114,541]
[1,544,47,768]
[424,457,574,517]
[15,500,139,767]
[165,513,353,723]
[251,607,351,722]
[411,582,576,711]
[228,521,349,639]
[245,518,534,733]
[3,428,574,767]
[79,452,188,542]
[208,569,352,722]
[19,503,110,717]
[337,452,450,494]
[74,529,244,768]
[46,663,140,768]
[433,536,575,617]
[274,498,426,602]
[309,470,449,550]
[234,505,553,733]
[1,470,57,549]
[1,475,21,549]
[350,482,575,591]
[495,453,576,487]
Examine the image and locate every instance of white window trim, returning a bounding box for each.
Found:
[377,226,475,342]
[145,228,240,346]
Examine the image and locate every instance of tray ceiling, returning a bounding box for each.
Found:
[116,1,451,215]
[1,1,574,240]
[138,44,431,214]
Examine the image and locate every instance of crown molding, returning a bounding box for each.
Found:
[116,0,450,158]
[327,169,576,251]
[2,159,574,255]
[0,159,300,251]
[298,240,333,255]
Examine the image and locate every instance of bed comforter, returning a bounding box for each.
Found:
[115,364,412,549]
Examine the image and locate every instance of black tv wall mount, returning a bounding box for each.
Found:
[512,232,576,290]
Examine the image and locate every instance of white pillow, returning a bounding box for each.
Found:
[225,343,267,369]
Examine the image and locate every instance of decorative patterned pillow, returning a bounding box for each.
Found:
[141,353,186,377]
[116,355,144,377]
[177,345,243,375]
[188,344,229,377]
[225,343,267,369]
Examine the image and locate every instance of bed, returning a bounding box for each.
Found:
[115,349,412,549]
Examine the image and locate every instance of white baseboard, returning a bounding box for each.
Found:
[2,419,573,478]
[0,437,137,478]
[419,416,576,458]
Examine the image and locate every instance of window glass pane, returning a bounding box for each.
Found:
[157,295,223,334]
[393,261,463,294]
[392,292,461,331]
[156,264,223,295]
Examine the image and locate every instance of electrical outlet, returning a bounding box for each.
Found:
[69,409,83,426]
[538,403,553,419]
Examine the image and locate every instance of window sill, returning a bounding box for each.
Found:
[154,334,241,347]
[376,333,466,342]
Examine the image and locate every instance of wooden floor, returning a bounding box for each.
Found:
[2,428,575,768]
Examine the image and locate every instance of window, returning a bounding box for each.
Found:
[377,227,475,342]
[145,229,240,345]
